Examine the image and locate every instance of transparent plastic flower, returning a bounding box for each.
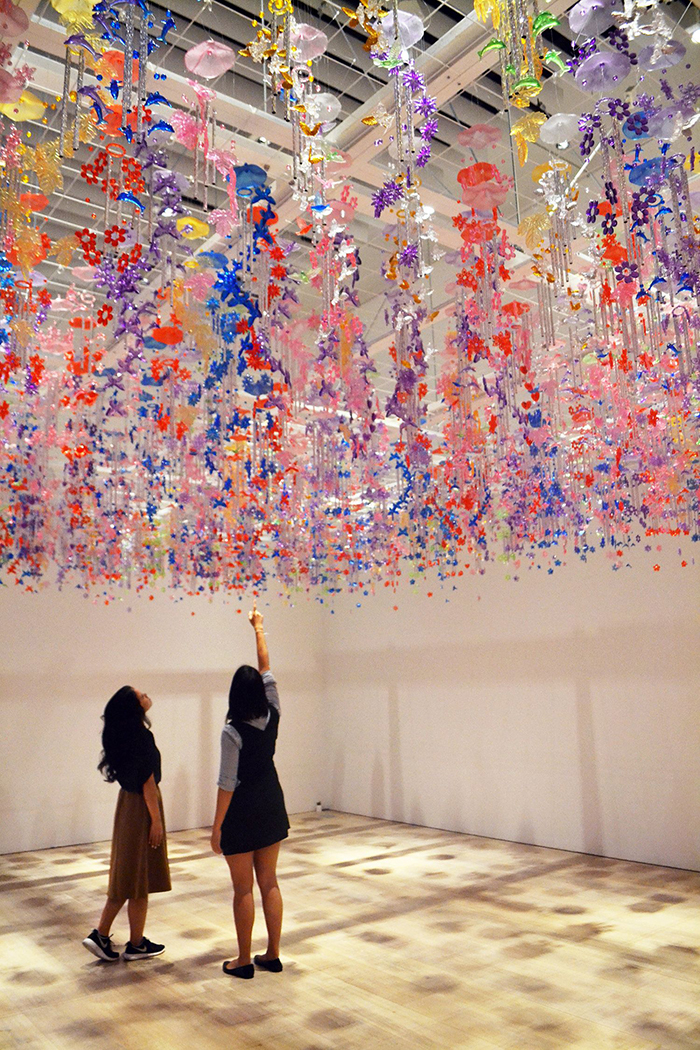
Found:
[381,11,424,50]
[575,51,631,93]
[568,0,614,36]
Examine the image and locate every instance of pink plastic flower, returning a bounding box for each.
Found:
[209,208,238,237]
[457,124,501,151]
[184,40,236,80]
[290,23,328,63]
[0,0,29,42]
[170,111,199,150]
[0,67,22,104]
[185,270,216,301]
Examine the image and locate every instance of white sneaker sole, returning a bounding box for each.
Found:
[82,938,119,963]
[123,948,165,961]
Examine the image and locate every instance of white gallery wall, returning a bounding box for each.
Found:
[1,548,699,869]
[320,550,700,871]
[0,590,324,854]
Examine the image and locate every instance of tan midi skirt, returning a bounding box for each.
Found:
[107,787,171,900]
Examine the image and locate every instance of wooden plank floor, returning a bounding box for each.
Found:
[1,812,699,1050]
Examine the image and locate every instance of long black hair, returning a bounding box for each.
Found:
[227,665,268,725]
[98,685,150,782]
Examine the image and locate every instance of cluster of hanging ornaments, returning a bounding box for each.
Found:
[0,0,697,599]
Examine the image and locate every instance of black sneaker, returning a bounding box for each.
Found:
[123,937,165,961]
[82,929,120,963]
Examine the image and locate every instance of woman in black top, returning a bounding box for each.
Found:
[211,605,289,978]
[82,686,171,963]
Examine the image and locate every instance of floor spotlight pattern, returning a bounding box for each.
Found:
[1,812,699,1049]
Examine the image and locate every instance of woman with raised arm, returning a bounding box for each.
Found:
[82,687,171,963]
[211,604,290,978]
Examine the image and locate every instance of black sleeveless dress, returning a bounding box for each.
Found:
[220,707,290,856]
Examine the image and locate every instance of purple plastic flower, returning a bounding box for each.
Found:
[630,191,650,225]
[601,213,617,235]
[403,67,425,93]
[579,131,595,157]
[371,179,404,218]
[419,117,438,141]
[604,180,618,206]
[607,98,630,121]
[614,261,639,283]
[415,95,437,118]
[623,111,648,137]
[415,144,431,168]
[608,26,636,62]
[586,200,599,223]
[398,243,419,267]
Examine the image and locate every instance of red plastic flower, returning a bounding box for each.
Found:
[456,269,478,290]
[101,177,120,200]
[104,224,126,247]
[80,163,98,186]
[96,304,113,326]
[83,246,102,266]
[76,227,96,248]
[122,157,145,194]
[457,163,511,211]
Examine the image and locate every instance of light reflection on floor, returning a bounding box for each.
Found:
[1,812,699,1049]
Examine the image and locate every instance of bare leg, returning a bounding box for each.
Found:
[253,841,282,959]
[127,897,148,945]
[98,897,125,937]
[225,852,254,966]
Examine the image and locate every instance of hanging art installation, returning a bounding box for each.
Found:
[0,0,697,600]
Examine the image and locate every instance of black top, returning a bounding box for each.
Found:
[233,707,281,785]
[115,729,161,793]
[220,706,289,855]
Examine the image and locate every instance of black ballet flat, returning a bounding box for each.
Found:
[222,961,254,979]
[254,955,283,973]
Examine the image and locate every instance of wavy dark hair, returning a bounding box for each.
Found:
[98,686,151,783]
[227,665,268,725]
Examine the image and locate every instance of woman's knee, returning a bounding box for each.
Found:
[256,872,279,896]
[230,870,254,897]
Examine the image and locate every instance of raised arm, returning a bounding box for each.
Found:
[249,603,269,674]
